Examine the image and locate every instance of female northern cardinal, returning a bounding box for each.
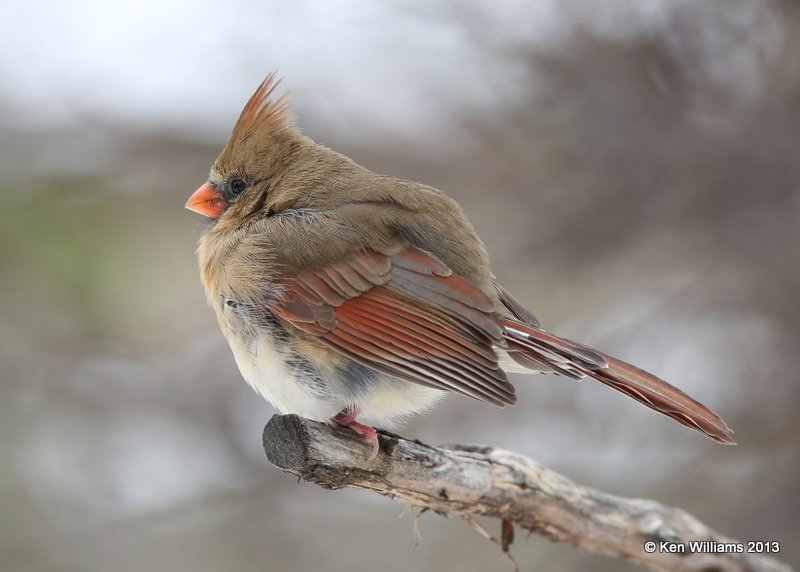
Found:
[186,74,735,456]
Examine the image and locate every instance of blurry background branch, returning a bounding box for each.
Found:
[263,415,791,572]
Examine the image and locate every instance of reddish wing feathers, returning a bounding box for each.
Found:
[495,281,540,327]
[270,245,517,406]
[269,242,734,444]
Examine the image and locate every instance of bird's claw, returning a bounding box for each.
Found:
[332,409,380,460]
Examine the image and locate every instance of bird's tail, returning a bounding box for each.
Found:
[500,318,736,445]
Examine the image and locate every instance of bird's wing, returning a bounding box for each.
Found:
[494,281,540,326]
[268,239,517,406]
[267,236,734,444]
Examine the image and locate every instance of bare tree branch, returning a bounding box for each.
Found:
[263,414,791,572]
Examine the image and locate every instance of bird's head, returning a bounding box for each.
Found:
[186,73,302,222]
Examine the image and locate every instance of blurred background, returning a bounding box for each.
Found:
[1,0,798,570]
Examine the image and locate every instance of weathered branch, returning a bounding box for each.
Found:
[263,414,791,572]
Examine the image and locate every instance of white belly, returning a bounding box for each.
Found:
[226,332,340,421]
[224,330,446,428]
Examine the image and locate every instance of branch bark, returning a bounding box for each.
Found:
[263,414,791,572]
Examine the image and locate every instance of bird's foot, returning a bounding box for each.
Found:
[331,407,379,460]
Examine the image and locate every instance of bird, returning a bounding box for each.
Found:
[186,73,735,457]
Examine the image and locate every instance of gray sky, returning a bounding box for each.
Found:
[3,0,765,139]
[0,0,518,137]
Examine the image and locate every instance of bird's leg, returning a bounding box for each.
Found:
[331,406,379,460]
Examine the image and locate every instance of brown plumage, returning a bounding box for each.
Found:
[186,74,735,453]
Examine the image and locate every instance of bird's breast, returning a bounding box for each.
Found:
[217,294,446,426]
[220,301,341,420]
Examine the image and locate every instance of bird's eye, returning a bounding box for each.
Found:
[229,178,248,196]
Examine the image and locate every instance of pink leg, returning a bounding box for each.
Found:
[331,407,379,460]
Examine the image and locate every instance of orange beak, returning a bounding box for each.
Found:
[185,182,226,219]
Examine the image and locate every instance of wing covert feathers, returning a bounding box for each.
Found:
[270,242,734,444]
[271,244,516,406]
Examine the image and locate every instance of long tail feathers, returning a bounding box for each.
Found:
[501,318,736,445]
